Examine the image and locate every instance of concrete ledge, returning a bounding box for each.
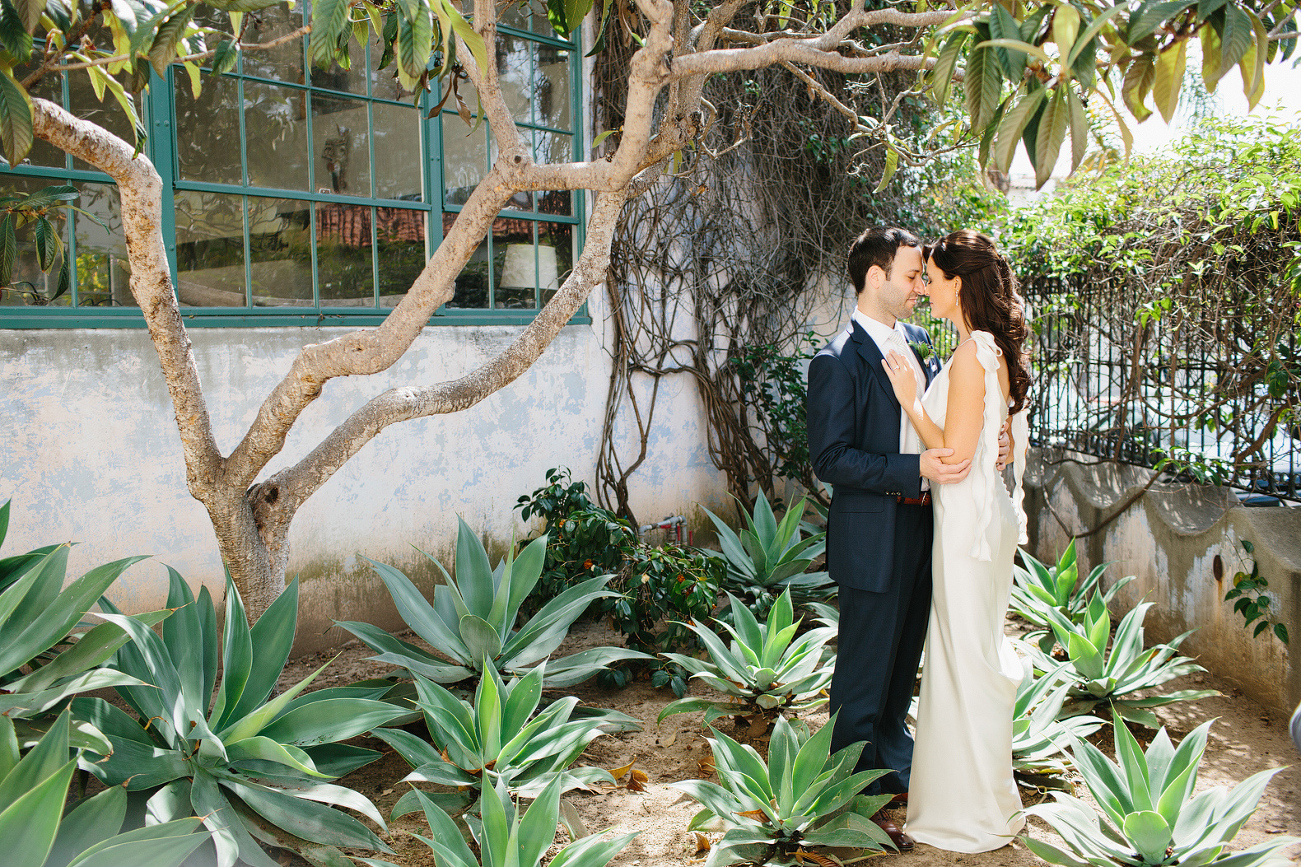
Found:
[1024,447,1300,715]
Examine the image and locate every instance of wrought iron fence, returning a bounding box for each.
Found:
[1020,275,1299,503]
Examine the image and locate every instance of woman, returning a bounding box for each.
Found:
[881,229,1031,853]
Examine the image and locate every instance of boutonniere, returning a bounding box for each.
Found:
[908,340,934,362]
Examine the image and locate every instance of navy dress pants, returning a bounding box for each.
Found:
[828,503,933,795]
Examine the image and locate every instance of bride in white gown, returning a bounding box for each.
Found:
[881,230,1031,853]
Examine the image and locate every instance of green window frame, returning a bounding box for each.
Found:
[0,4,586,329]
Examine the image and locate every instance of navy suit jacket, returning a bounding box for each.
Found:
[807,320,940,593]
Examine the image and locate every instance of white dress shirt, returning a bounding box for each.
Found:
[852,308,929,490]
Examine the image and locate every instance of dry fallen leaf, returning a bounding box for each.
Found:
[663,730,677,747]
[793,850,839,866]
[627,768,648,792]
[693,832,711,856]
[735,809,767,822]
[697,756,716,777]
[607,759,637,782]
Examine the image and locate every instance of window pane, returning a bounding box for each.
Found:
[442,112,487,206]
[175,190,246,307]
[73,183,132,307]
[377,208,426,305]
[242,3,305,82]
[244,82,310,191]
[448,226,489,308]
[315,202,375,305]
[249,196,313,306]
[369,33,409,102]
[537,221,572,307]
[311,33,366,95]
[492,217,535,309]
[372,101,422,200]
[70,73,138,173]
[535,46,570,130]
[0,176,69,308]
[533,130,571,216]
[16,70,65,168]
[312,94,370,197]
[495,34,531,124]
[498,0,530,30]
[175,75,242,185]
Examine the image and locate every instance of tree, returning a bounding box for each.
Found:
[1,0,1296,619]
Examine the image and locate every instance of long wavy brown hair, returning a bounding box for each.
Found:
[925,230,1031,413]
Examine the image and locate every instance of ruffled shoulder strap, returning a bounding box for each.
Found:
[965,330,1013,562]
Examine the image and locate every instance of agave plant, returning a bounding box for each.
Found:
[702,492,833,616]
[1024,594,1217,728]
[0,504,162,754]
[1023,713,1299,866]
[658,590,835,727]
[1012,540,1135,647]
[359,777,638,867]
[1012,660,1103,784]
[75,569,404,867]
[375,663,637,816]
[672,714,893,866]
[336,517,649,688]
[1,709,208,867]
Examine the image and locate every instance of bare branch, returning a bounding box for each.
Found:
[670,45,933,78]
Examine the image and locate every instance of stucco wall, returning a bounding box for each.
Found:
[1023,447,1300,714]
[0,299,730,652]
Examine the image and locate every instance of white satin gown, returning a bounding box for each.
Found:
[905,330,1030,853]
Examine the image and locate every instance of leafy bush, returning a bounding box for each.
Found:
[375,664,636,816]
[1011,541,1135,650]
[1023,713,1299,867]
[1023,595,1217,728]
[672,714,893,866]
[80,570,402,867]
[337,518,649,688]
[1,709,208,867]
[1223,540,1289,645]
[361,778,637,867]
[728,334,821,495]
[514,469,722,681]
[701,491,832,617]
[1011,660,1103,783]
[0,502,162,755]
[658,590,834,727]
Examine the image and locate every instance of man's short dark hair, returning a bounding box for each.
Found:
[847,227,921,294]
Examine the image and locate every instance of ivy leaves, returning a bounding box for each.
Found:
[926,0,1297,189]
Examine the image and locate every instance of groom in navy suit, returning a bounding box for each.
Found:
[806,227,971,851]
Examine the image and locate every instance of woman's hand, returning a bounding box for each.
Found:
[883,350,918,408]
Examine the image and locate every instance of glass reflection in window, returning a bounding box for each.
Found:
[249,196,314,306]
[315,201,376,305]
[175,75,242,185]
[537,221,573,307]
[495,34,531,124]
[174,191,246,307]
[312,95,371,197]
[442,112,487,206]
[448,226,490,308]
[241,3,306,83]
[73,183,132,307]
[377,209,426,305]
[533,130,571,216]
[0,176,68,308]
[535,46,570,130]
[371,102,422,201]
[492,217,536,309]
[244,82,311,191]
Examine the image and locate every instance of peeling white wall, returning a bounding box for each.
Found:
[0,290,730,650]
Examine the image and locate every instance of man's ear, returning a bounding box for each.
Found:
[866,263,886,291]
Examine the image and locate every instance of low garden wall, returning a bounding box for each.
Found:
[1023,447,1300,715]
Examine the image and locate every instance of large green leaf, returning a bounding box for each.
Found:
[211,572,254,731]
[460,613,503,665]
[229,577,300,725]
[308,0,351,67]
[221,778,391,852]
[65,820,207,867]
[1152,38,1187,123]
[252,698,401,748]
[0,759,76,867]
[47,787,129,867]
[454,516,495,620]
[965,44,1003,132]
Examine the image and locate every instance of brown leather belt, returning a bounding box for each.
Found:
[897,493,932,506]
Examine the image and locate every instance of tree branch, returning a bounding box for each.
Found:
[42,25,313,75]
[29,98,224,501]
[670,45,933,77]
[267,190,631,510]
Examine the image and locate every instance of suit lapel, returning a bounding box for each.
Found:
[851,321,900,408]
[902,323,941,383]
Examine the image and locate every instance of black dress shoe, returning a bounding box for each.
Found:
[871,810,915,852]
[887,792,909,806]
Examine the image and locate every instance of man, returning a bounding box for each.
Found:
[806,227,971,852]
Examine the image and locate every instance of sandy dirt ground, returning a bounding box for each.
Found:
[272,617,1301,867]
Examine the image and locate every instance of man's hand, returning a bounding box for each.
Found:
[995,420,1013,471]
[920,448,971,485]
